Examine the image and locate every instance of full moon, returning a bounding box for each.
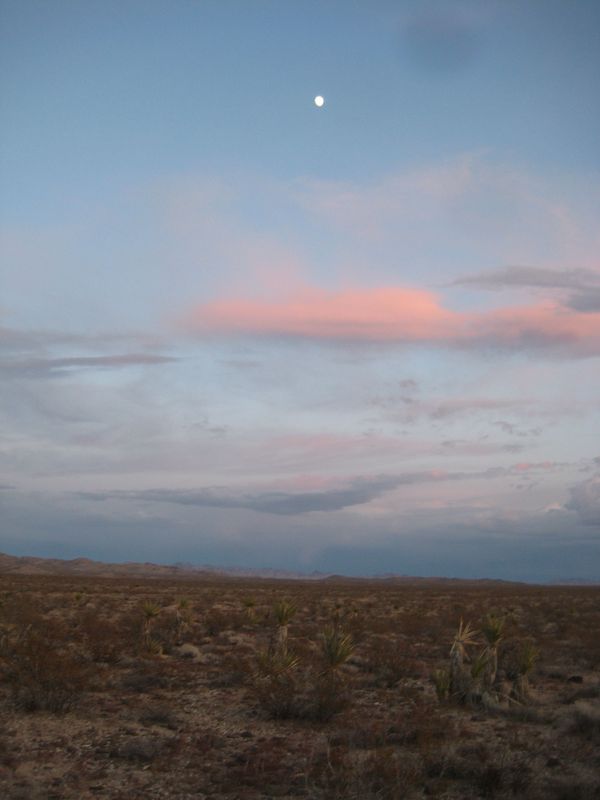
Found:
[314,95,325,107]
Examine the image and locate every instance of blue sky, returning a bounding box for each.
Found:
[1,0,599,580]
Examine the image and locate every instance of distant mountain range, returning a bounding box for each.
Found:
[0,551,596,585]
[0,551,330,580]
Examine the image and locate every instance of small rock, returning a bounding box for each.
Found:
[175,643,202,661]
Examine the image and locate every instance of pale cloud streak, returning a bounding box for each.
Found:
[0,353,178,379]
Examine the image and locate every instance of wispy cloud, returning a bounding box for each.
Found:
[0,353,178,379]
[451,265,600,291]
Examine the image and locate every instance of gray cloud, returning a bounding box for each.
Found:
[0,353,178,379]
[0,325,164,353]
[568,288,600,313]
[78,475,409,515]
[451,266,600,313]
[370,393,528,424]
[565,476,600,526]
[75,466,529,516]
[493,420,543,438]
[452,265,599,290]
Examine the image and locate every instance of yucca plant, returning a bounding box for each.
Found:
[432,667,451,702]
[320,627,354,675]
[312,626,355,721]
[255,648,301,719]
[273,600,296,655]
[449,619,478,702]
[257,648,300,678]
[470,650,489,681]
[242,597,256,622]
[141,602,161,651]
[512,641,538,703]
[481,613,505,688]
[451,619,479,661]
[175,598,192,642]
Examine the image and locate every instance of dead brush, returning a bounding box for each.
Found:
[0,612,91,712]
[306,744,422,799]
[79,608,124,664]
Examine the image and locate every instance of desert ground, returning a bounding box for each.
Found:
[1,570,599,799]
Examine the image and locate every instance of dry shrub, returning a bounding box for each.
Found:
[217,735,300,795]
[78,608,125,663]
[307,745,422,800]
[147,608,181,654]
[0,606,90,712]
[252,649,303,719]
[252,651,351,722]
[363,636,419,688]
[204,606,245,637]
[431,743,534,798]
[310,671,352,722]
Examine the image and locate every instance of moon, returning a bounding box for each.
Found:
[314,95,325,108]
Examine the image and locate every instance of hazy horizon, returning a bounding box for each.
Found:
[1,0,599,582]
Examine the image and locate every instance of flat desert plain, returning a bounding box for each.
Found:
[1,569,599,799]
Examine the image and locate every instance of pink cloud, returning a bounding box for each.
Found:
[182,285,600,355]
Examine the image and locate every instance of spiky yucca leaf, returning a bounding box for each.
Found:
[145,636,163,656]
[257,649,300,677]
[481,614,505,647]
[142,602,161,620]
[470,650,489,680]
[320,627,354,671]
[518,642,539,675]
[273,600,296,626]
[432,668,451,701]
[450,619,478,657]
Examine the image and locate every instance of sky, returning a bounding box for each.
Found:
[1,0,599,581]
